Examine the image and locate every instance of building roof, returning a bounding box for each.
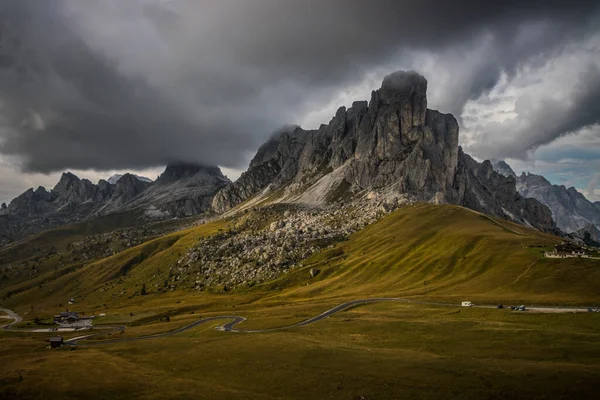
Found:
[49,336,63,342]
[57,311,79,319]
[555,243,583,252]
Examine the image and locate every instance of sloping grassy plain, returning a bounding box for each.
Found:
[265,204,600,305]
[2,204,600,399]
[2,302,600,400]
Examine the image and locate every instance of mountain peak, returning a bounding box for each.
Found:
[516,173,600,233]
[376,70,429,131]
[519,172,551,187]
[381,70,427,93]
[107,173,153,185]
[53,172,81,193]
[213,70,456,214]
[157,163,228,184]
[60,171,79,181]
[491,160,517,178]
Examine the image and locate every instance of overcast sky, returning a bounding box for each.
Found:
[1,0,600,204]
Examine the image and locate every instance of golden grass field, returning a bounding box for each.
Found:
[2,204,600,399]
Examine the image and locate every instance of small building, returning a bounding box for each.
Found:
[461,301,473,307]
[49,336,64,348]
[545,242,587,258]
[53,311,78,324]
[53,311,92,328]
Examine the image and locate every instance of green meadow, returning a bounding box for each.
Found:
[2,204,600,399]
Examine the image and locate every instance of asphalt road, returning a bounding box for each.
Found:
[0,308,22,329]
[1,299,595,347]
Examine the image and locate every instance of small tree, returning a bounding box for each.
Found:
[141,283,147,295]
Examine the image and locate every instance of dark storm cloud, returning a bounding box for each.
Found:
[470,63,600,160]
[0,0,599,172]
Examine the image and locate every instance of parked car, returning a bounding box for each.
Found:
[497,305,504,309]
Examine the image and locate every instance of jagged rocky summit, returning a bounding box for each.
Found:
[213,71,556,233]
[1,70,561,247]
[111,164,231,218]
[516,172,600,233]
[107,174,153,185]
[0,164,230,246]
[491,161,600,234]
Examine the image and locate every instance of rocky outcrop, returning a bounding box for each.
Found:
[492,160,517,178]
[508,171,600,233]
[173,201,394,291]
[571,224,600,247]
[213,71,555,233]
[453,150,557,232]
[1,164,229,246]
[122,163,231,217]
[214,71,459,213]
[107,174,152,185]
[101,174,152,210]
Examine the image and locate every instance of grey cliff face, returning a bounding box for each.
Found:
[2,71,568,246]
[491,160,517,178]
[513,171,600,233]
[121,163,231,218]
[571,223,600,246]
[212,71,554,233]
[453,151,557,233]
[1,164,230,246]
[213,70,460,213]
[104,174,152,209]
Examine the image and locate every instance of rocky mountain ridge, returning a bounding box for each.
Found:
[213,71,557,233]
[0,164,229,246]
[491,161,600,233]
[2,71,562,247]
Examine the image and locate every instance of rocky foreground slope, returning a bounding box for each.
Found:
[213,71,556,233]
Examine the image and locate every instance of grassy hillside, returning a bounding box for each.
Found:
[2,204,600,399]
[3,203,599,324]
[264,204,600,305]
[0,218,229,314]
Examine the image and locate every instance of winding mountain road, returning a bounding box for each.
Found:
[0,299,593,347]
[0,308,22,328]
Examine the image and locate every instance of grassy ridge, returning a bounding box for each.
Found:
[263,204,600,304]
[0,218,228,314]
[2,204,600,399]
[3,203,599,318]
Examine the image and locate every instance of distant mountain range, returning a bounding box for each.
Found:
[491,161,600,234]
[0,165,230,246]
[1,71,569,247]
